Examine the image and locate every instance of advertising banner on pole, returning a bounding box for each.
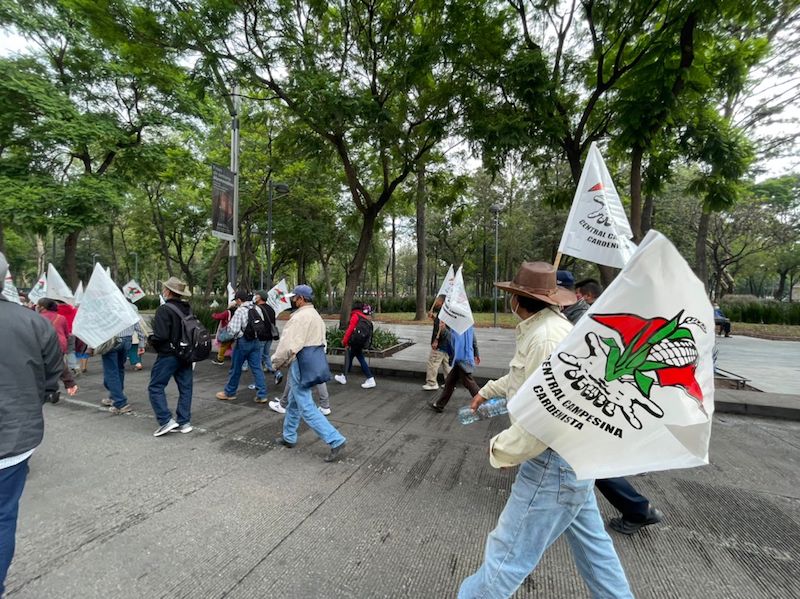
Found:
[211,164,235,241]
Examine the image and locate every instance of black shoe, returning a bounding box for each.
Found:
[274,436,295,448]
[429,402,443,413]
[324,442,346,462]
[609,507,663,535]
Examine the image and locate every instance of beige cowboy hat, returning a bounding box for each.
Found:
[495,261,577,306]
[163,276,192,297]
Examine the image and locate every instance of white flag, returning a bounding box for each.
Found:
[74,281,84,305]
[73,263,139,348]
[227,282,235,305]
[438,266,475,335]
[28,273,47,303]
[3,269,21,304]
[159,294,166,305]
[435,265,456,298]
[557,143,637,268]
[122,279,146,303]
[266,278,292,315]
[45,263,75,304]
[508,230,714,479]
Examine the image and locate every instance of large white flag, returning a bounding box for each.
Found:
[435,265,456,298]
[508,230,714,479]
[439,266,475,335]
[3,269,21,304]
[557,143,637,268]
[74,281,84,305]
[227,282,235,305]
[45,263,75,304]
[122,279,146,303]
[73,263,139,348]
[28,273,47,303]
[266,278,292,315]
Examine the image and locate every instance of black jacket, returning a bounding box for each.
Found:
[0,297,63,460]
[149,299,191,356]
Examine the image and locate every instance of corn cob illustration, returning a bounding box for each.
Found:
[648,338,698,367]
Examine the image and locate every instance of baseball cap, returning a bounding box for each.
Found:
[556,270,575,289]
[235,289,251,302]
[288,284,313,301]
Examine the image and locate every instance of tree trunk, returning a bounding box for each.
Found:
[321,258,334,311]
[63,230,80,288]
[642,192,654,235]
[775,269,789,300]
[695,210,710,291]
[340,207,380,328]
[0,221,6,255]
[36,234,46,277]
[108,224,119,282]
[204,242,228,296]
[629,146,644,242]
[414,164,427,320]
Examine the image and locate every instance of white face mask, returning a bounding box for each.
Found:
[511,296,524,321]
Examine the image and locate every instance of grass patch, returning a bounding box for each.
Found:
[373,312,519,328]
[728,322,800,341]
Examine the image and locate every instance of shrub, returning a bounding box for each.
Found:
[720,298,800,325]
[325,325,399,350]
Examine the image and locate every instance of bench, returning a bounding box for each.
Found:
[714,367,751,390]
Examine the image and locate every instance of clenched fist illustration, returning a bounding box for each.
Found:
[558,332,664,429]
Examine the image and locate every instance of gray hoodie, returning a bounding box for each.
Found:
[0,253,63,461]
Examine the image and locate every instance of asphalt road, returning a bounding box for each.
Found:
[5,356,800,598]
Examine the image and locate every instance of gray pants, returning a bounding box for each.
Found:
[279,374,330,410]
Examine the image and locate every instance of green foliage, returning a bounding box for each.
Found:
[721,298,800,325]
[325,325,399,351]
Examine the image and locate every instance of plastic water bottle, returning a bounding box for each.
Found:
[458,398,508,425]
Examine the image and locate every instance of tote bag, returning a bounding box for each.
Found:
[296,345,331,387]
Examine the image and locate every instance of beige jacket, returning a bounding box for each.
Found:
[270,304,327,370]
[480,307,573,468]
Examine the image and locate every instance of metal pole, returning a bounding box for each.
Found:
[133,252,138,280]
[229,82,241,287]
[267,181,273,289]
[493,211,499,327]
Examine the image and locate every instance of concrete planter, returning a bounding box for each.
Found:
[326,340,413,359]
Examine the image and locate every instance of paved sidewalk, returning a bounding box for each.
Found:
[6,355,800,598]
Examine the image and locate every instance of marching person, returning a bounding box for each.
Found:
[99,308,145,415]
[215,290,269,403]
[272,285,347,462]
[428,323,480,413]
[147,277,195,436]
[334,301,376,389]
[459,261,632,599]
[0,252,63,596]
[422,295,451,390]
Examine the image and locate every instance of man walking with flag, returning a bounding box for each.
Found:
[458,261,632,599]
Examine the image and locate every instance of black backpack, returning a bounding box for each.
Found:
[349,314,373,350]
[164,302,212,363]
[243,305,271,341]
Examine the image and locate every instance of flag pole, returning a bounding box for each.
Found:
[553,252,563,269]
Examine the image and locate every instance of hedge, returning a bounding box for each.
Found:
[720,299,800,325]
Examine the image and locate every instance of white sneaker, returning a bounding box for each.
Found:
[170,423,193,434]
[153,419,179,437]
[319,406,332,416]
[361,377,376,389]
[422,383,439,390]
[268,400,286,414]
[334,374,347,385]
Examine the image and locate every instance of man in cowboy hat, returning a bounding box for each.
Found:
[459,262,632,599]
[147,277,195,436]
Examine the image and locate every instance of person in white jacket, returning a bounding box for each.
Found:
[271,285,346,463]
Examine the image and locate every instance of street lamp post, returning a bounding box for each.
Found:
[229,82,241,287]
[266,181,290,289]
[490,204,503,327]
[131,252,139,280]
[92,253,100,268]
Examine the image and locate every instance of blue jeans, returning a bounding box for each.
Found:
[283,361,345,448]
[148,354,194,426]
[595,477,651,521]
[261,340,274,372]
[0,459,30,597]
[225,338,267,398]
[344,347,373,379]
[458,449,632,599]
[102,336,133,408]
